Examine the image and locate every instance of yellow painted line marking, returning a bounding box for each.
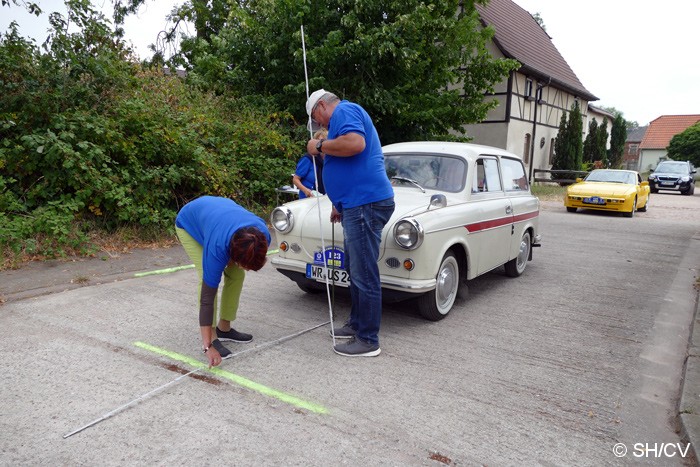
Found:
[133,341,328,414]
[134,250,278,278]
[134,264,195,277]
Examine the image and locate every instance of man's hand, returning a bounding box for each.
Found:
[307,139,321,155]
[330,206,341,223]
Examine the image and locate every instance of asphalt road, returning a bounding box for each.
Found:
[1,191,699,465]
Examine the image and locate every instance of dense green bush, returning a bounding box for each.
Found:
[0,3,298,266]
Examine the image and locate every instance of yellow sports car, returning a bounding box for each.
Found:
[564,169,650,218]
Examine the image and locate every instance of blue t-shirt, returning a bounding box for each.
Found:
[175,196,271,288]
[295,154,324,199]
[324,101,393,211]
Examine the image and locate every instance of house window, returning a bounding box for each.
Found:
[525,79,533,98]
[523,134,531,164]
[628,143,639,155]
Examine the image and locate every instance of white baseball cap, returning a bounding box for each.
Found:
[306,89,327,117]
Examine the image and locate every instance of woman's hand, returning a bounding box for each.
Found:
[205,347,222,368]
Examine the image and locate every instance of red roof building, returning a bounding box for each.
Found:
[638,115,700,171]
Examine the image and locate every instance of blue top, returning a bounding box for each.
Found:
[295,154,324,199]
[175,196,271,288]
[324,100,393,211]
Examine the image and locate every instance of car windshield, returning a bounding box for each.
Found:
[585,170,635,184]
[655,162,687,174]
[385,153,466,192]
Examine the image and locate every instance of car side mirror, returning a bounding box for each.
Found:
[428,194,447,210]
[692,169,697,174]
[576,177,583,183]
[641,181,649,187]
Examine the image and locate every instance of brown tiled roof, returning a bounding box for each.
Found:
[639,115,700,149]
[474,0,597,101]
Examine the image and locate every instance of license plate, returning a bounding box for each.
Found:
[660,181,675,186]
[583,196,605,205]
[306,264,350,286]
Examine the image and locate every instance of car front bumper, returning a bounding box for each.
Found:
[270,256,437,294]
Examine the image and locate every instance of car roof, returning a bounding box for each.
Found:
[382,141,522,160]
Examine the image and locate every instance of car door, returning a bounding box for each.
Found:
[467,156,512,275]
[502,156,539,260]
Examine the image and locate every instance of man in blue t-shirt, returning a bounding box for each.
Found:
[306,89,395,357]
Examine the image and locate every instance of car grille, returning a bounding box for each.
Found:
[657,176,680,182]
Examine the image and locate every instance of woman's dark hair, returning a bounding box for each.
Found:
[229,227,268,271]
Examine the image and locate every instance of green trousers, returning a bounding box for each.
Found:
[176,227,245,325]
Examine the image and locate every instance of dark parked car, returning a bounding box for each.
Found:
[648,160,696,195]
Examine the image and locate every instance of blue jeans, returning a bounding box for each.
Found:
[341,197,395,345]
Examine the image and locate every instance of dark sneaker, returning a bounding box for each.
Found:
[211,339,232,359]
[216,327,253,343]
[329,324,356,339]
[333,338,381,357]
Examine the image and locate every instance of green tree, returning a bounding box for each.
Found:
[667,122,700,167]
[551,100,583,182]
[597,117,609,166]
[173,0,519,144]
[583,118,599,163]
[608,114,626,168]
[1,0,298,265]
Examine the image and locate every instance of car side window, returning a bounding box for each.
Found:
[472,157,502,193]
[501,157,529,192]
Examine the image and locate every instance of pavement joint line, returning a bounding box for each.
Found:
[133,250,279,278]
[134,341,329,414]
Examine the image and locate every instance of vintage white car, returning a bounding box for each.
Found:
[270,141,541,321]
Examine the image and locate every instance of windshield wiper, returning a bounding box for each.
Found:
[391,176,426,193]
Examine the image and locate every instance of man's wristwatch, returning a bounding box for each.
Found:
[203,344,212,353]
[315,139,325,152]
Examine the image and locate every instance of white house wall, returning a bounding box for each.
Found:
[638,149,668,172]
[463,69,588,175]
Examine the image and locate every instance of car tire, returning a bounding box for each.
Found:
[566,207,577,213]
[650,187,658,194]
[623,198,636,218]
[638,196,649,212]
[417,251,459,321]
[505,231,531,278]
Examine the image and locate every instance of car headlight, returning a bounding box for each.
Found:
[270,207,294,233]
[393,219,424,250]
[648,175,656,181]
[681,176,690,182]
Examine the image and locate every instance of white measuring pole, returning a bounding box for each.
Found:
[301,25,336,345]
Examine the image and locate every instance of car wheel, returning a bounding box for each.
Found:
[650,187,658,193]
[623,198,636,218]
[638,195,649,212]
[417,251,459,321]
[566,207,577,213]
[504,231,531,278]
[682,187,693,196]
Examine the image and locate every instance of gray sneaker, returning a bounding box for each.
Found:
[333,338,381,357]
[216,326,253,343]
[329,324,356,339]
[211,339,232,359]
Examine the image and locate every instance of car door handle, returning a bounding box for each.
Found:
[505,205,513,215]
